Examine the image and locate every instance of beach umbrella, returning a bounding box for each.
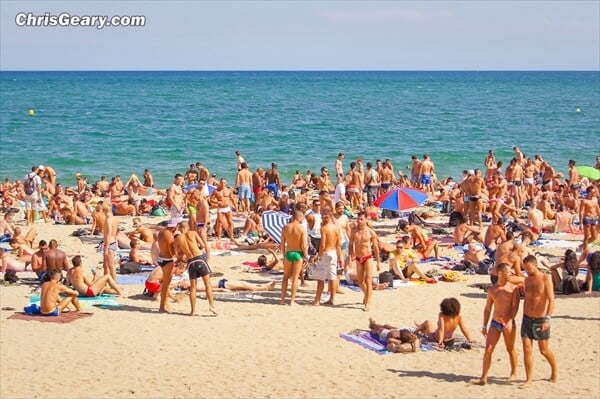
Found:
[261,210,291,244]
[374,187,428,211]
[576,165,600,181]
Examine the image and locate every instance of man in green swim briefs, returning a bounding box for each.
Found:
[280,210,308,305]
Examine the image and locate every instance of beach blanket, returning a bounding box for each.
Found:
[340,331,389,355]
[532,239,580,249]
[117,273,149,285]
[242,261,261,269]
[8,311,93,323]
[29,293,120,308]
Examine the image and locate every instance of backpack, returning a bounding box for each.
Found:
[24,174,36,195]
[119,262,141,274]
[562,275,581,295]
[378,271,394,285]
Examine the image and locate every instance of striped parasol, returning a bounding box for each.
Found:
[261,210,291,244]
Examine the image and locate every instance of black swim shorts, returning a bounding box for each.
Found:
[188,256,212,279]
[521,315,550,340]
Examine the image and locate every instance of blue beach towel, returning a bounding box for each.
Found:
[340,331,389,355]
[117,273,149,285]
[29,293,120,308]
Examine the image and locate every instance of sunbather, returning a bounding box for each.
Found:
[68,255,122,297]
[368,318,420,353]
[40,269,81,316]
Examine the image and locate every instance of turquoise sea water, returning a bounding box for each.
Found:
[1,71,598,188]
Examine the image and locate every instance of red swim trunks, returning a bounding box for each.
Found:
[355,254,372,264]
[86,286,96,297]
[145,280,161,294]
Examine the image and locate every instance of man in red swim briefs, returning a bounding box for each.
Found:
[349,212,381,311]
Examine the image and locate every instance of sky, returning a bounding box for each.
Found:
[0,0,598,70]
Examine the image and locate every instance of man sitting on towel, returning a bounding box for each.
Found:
[39,269,81,316]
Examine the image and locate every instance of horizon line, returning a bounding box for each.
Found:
[1,69,599,73]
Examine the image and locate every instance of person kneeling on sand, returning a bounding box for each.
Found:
[39,269,81,316]
[415,297,474,348]
[144,262,182,302]
[368,318,420,353]
[68,255,123,297]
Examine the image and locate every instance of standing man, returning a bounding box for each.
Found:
[410,155,422,187]
[280,210,308,305]
[420,154,435,194]
[335,152,344,180]
[24,166,43,225]
[312,207,343,306]
[579,186,599,252]
[265,163,281,198]
[348,162,362,210]
[167,173,185,218]
[471,263,520,386]
[520,255,558,388]
[235,162,253,213]
[235,150,245,172]
[156,218,178,313]
[209,178,236,242]
[251,167,264,211]
[102,204,119,280]
[174,221,216,316]
[349,212,381,311]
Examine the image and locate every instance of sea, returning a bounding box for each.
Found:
[1,71,598,188]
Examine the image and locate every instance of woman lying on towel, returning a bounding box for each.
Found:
[368,318,419,353]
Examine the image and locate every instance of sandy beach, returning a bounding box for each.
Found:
[1,211,599,399]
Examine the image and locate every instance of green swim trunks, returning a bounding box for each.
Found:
[286,251,304,262]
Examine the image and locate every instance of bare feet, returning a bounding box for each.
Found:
[209,306,218,315]
[336,287,345,294]
[508,374,517,381]
[279,300,286,305]
[309,301,320,306]
[363,305,370,312]
[469,378,486,386]
[266,281,276,291]
[368,317,376,329]
[158,308,170,314]
[549,374,557,383]
[518,381,532,389]
[324,300,334,306]
[189,312,199,317]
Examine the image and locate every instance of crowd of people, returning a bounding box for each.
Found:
[0,148,598,388]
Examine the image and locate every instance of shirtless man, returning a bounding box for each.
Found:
[143,169,154,188]
[506,158,524,209]
[363,162,379,206]
[68,255,122,297]
[0,211,15,240]
[126,217,155,245]
[251,167,264,211]
[312,207,343,306]
[280,210,308,305]
[471,263,520,385]
[397,220,440,259]
[265,163,281,198]
[462,169,487,226]
[43,239,68,275]
[31,240,48,275]
[96,176,110,195]
[484,150,497,182]
[235,150,245,171]
[167,173,185,218]
[520,255,558,388]
[419,154,435,194]
[523,159,537,202]
[483,218,507,257]
[90,200,106,235]
[527,206,544,234]
[210,178,236,242]
[335,152,344,179]
[114,198,136,216]
[567,160,581,199]
[347,162,362,210]
[129,239,153,264]
[579,186,599,251]
[102,203,119,280]
[173,221,216,316]
[195,180,211,246]
[540,160,555,190]
[349,212,381,311]
[453,213,484,245]
[39,269,80,316]
[235,162,253,213]
[379,162,394,195]
[410,155,422,186]
[492,231,524,284]
[156,218,178,313]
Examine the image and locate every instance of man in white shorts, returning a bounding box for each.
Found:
[312,207,343,306]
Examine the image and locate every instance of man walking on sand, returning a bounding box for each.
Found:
[174,221,216,316]
[520,255,558,388]
[349,211,381,311]
[280,210,308,305]
[471,263,520,385]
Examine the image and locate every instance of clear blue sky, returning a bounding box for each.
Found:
[1,1,598,70]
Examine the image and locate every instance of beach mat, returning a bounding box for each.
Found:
[8,312,93,323]
[29,294,120,308]
[340,331,389,355]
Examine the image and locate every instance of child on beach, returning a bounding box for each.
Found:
[415,297,474,348]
